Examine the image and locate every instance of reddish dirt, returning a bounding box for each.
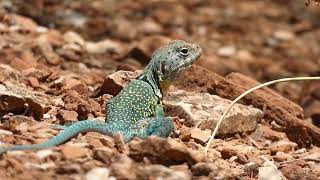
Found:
[0,1,319,179]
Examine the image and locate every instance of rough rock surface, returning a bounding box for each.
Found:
[164,90,263,135]
[0,82,50,120]
[97,70,141,96]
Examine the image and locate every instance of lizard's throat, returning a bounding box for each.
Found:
[137,69,163,99]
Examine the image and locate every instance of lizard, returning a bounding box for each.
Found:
[0,40,202,153]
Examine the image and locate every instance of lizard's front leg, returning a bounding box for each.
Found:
[136,116,174,138]
[155,103,165,117]
[133,104,174,138]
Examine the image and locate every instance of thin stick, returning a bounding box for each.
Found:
[204,77,320,155]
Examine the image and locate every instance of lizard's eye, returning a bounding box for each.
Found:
[179,48,189,56]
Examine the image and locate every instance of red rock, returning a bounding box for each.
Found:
[252,124,285,141]
[97,70,140,96]
[273,152,293,162]
[60,145,89,159]
[62,90,101,120]
[63,31,85,47]
[10,57,33,71]
[58,110,78,123]
[11,14,38,31]
[110,154,136,179]
[179,128,192,142]
[70,83,90,97]
[128,136,205,166]
[22,68,52,81]
[0,82,49,120]
[281,164,318,180]
[191,162,240,179]
[37,36,62,65]
[176,65,320,147]
[93,148,117,164]
[39,44,62,65]
[85,132,115,149]
[136,164,191,180]
[267,140,297,154]
[42,30,64,46]
[27,76,40,88]
[216,146,249,164]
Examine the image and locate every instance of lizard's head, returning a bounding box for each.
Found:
[149,40,202,82]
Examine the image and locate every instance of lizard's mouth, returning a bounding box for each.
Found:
[180,64,192,71]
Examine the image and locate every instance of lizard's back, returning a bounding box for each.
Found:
[105,80,159,130]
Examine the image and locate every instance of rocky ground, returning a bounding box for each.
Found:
[0,0,319,179]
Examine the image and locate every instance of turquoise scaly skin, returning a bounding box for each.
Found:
[0,40,202,153]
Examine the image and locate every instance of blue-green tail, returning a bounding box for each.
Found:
[0,120,114,154]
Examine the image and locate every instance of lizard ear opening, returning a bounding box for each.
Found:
[160,61,166,75]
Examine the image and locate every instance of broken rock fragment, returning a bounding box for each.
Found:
[0,82,50,120]
[164,90,263,136]
[97,70,141,96]
[128,136,205,166]
[137,164,191,180]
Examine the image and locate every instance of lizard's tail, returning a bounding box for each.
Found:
[0,120,114,154]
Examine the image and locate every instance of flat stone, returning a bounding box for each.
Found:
[128,136,205,166]
[164,90,263,135]
[190,128,211,144]
[0,81,50,120]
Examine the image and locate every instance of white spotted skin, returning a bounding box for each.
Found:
[105,80,159,131]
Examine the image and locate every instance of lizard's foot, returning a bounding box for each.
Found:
[136,117,174,138]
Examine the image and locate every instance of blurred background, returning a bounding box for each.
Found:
[0,1,320,179]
